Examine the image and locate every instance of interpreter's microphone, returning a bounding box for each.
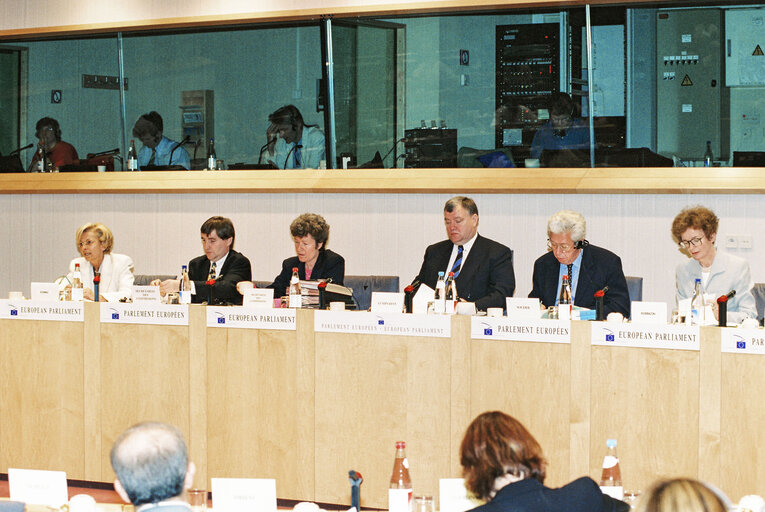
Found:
[258,138,277,164]
[10,143,34,155]
[90,147,120,157]
[284,144,303,169]
[168,135,191,165]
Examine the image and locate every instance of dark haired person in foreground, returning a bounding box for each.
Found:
[264,104,325,169]
[154,216,251,305]
[460,411,628,512]
[111,422,196,512]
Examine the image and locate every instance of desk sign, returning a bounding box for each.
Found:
[212,477,276,512]
[31,282,59,301]
[9,467,68,507]
[506,297,541,320]
[721,328,765,355]
[101,303,189,325]
[371,291,404,313]
[0,299,83,322]
[591,322,699,350]
[243,288,274,308]
[471,316,570,344]
[315,310,450,338]
[631,301,668,324]
[132,285,161,303]
[207,306,296,330]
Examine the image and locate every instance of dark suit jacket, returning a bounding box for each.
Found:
[469,477,628,512]
[529,244,630,318]
[189,249,252,305]
[414,234,515,311]
[268,249,345,295]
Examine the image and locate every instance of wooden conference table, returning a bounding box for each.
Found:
[0,302,763,508]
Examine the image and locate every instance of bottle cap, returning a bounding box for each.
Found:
[448,272,454,277]
[438,271,444,277]
[606,438,617,448]
[293,267,299,272]
[395,441,406,449]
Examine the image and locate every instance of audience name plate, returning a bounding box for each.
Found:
[206,305,296,329]
[243,288,274,308]
[591,322,700,350]
[721,328,765,354]
[0,299,84,321]
[8,468,68,507]
[371,291,405,313]
[211,478,276,512]
[100,302,189,325]
[631,301,668,324]
[132,285,161,303]
[315,310,451,337]
[31,282,59,301]
[506,297,541,320]
[471,316,570,343]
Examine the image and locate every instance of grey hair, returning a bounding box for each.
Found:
[547,210,586,242]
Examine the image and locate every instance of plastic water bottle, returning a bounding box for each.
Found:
[690,278,705,325]
[558,275,572,320]
[434,271,446,314]
[179,264,191,304]
[71,263,84,301]
[445,271,458,314]
[288,267,302,308]
[389,441,412,512]
[599,439,623,500]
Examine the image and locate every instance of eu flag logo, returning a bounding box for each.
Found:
[10,309,17,316]
[217,317,225,324]
[606,334,615,342]
[484,328,493,335]
[736,341,746,349]
[112,313,119,319]
[378,319,384,325]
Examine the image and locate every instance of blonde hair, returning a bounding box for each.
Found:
[634,478,729,512]
[76,222,114,255]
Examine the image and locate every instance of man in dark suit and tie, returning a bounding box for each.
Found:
[529,210,630,318]
[157,216,252,304]
[413,196,515,311]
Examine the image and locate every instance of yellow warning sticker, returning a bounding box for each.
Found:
[681,74,693,86]
[754,44,764,56]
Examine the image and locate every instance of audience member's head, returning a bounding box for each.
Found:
[460,411,547,500]
[110,422,195,507]
[634,478,729,512]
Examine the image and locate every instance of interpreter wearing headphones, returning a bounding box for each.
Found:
[264,105,325,169]
[131,111,190,170]
[529,210,631,318]
[28,117,79,171]
[529,92,593,160]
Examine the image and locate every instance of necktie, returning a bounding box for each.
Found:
[567,263,573,290]
[148,148,156,165]
[208,262,217,281]
[451,245,464,278]
[294,146,302,168]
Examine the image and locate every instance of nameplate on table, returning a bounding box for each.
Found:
[471,317,570,343]
[8,467,68,507]
[0,299,84,322]
[131,285,161,303]
[243,288,274,308]
[506,297,541,320]
[315,310,451,338]
[101,303,189,325]
[631,301,668,324]
[31,282,59,301]
[591,322,700,350]
[371,291,404,313]
[721,328,765,355]
[212,477,276,512]
[207,306,296,330]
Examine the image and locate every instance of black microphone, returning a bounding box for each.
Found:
[258,138,277,165]
[284,144,303,169]
[168,135,191,165]
[89,147,120,157]
[381,137,406,167]
[10,143,34,156]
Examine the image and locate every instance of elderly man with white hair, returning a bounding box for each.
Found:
[529,210,630,318]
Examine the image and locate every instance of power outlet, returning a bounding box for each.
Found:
[725,235,738,249]
[739,235,753,249]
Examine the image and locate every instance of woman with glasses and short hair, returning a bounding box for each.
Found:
[671,205,756,324]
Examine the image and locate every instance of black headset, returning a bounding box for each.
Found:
[574,239,589,249]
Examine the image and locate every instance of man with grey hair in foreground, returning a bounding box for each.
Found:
[110,422,197,512]
[529,209,630,318]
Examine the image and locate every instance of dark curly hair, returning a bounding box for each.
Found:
[290,213,330,249]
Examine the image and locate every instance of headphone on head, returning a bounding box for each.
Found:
[573,239,589,249]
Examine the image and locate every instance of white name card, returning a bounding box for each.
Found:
[630,301,668,324]
[371,291,404,313]
[591,322,699,350]
[243,288,274,308]
[207,306,296,330]
[471,317,570,344]
[506,297,541,320]
[131,285,161,303]
[9,468,68,507]
[31,282,59,301]
[315,310,451,338]
[212,478,276,512]
[440,479,482,512]
[721,328,765,354]
[0,299,83,322]
[100,303,189,325]
[412,285,434,315]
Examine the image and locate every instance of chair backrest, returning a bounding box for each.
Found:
[134,274,176,286]
[344,275,400,311]
[625,276,643,302]
[752,283,765,324]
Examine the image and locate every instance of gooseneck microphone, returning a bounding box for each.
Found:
[381,137,406,167]
[168,135,191,166]
[258,138,277,165]
[10,143,34,155]
[90,147,120,157]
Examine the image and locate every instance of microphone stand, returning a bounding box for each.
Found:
[10,143,34,156]
[258,139,276,165]
[381,137,405,168]
[168,136,191,166]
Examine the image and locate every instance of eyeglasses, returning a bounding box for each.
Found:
[547,239,574,253]
[678,237,704,249]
